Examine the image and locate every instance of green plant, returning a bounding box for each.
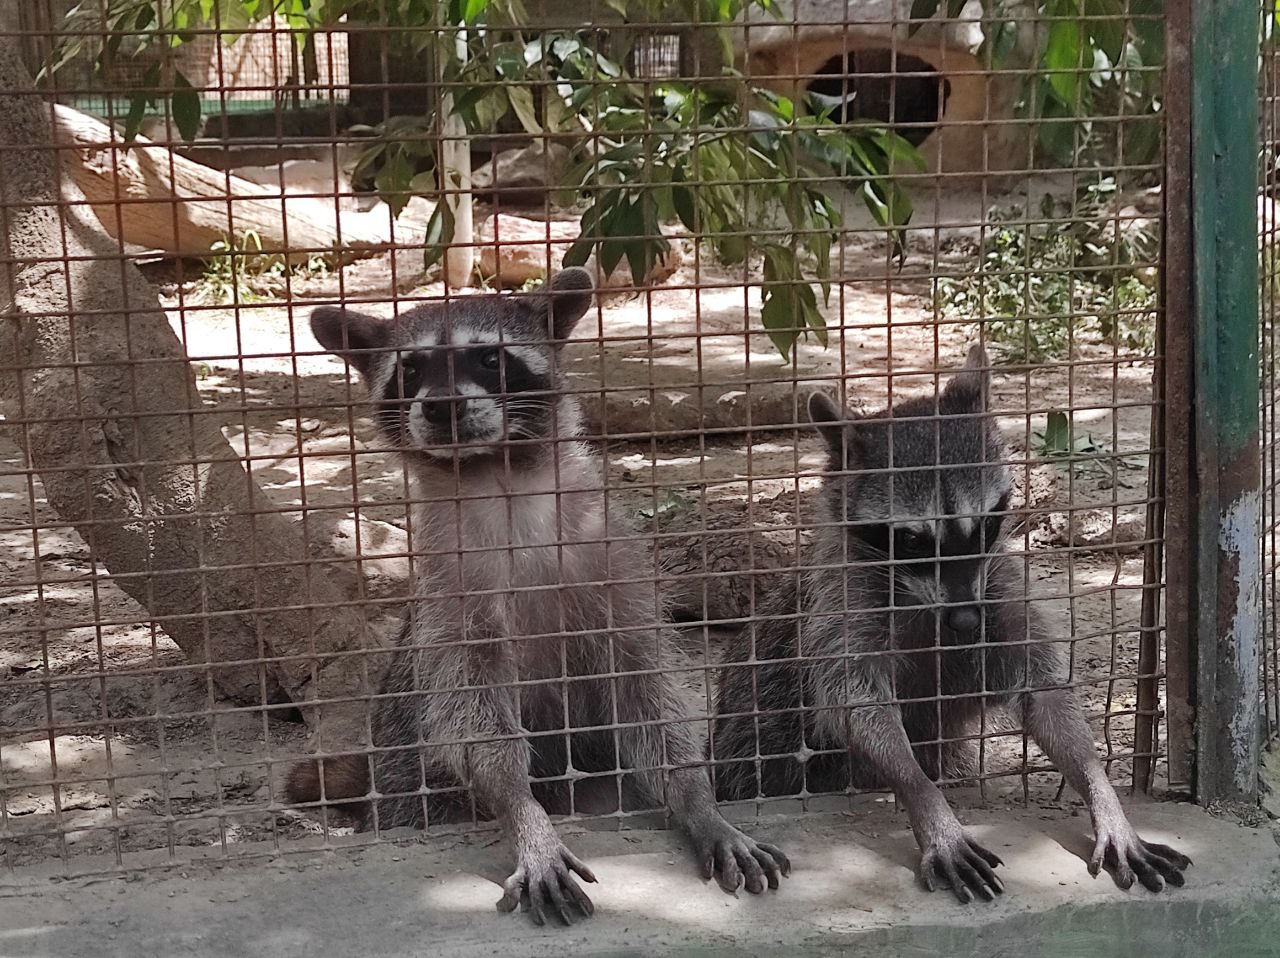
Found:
[1033,409,1144,485]
[556,65,920,357]
[195,230,329,304]
[46,0,921,360]
[910,0,1164,168]
[935,178,1158,364]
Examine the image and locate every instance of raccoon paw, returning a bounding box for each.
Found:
[690,818,791,894]
[1087,824,1192,893]
[918,833,1004,904]
[496,839,597,926]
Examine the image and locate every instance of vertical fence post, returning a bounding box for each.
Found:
[1179,0,1263,806]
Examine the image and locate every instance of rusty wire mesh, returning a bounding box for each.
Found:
[1262,8,1280,750]
[1,1,1171,880]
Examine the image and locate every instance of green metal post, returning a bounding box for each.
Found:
[1188,0,1263,805]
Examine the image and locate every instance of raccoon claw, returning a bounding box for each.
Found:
[919,835,1004,904]
[497,843,596,926]
[694,821,790,895]
[1088,826,1191,893]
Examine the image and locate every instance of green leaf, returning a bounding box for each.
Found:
[626,196,660,285]
[171,72,202,141]
[563,237,594,268]
[797,282,826,346]
[408,171,438,193]
[124,93,150,143]
[1044,19,1084,108]
[451,83,496,117]
[599,199,643,278]
[122,62,161,142]
[760,287,799,361]
[375,149,415,219]
[471,88,510,132]
[1042,410,1071,456]
[671,185,697,233]
[907,0,939,34]
[421,202,456,271]
[564,201,605,267]
[1083,0,1125,64]
[507,85,542,134]
[213,0,253,35]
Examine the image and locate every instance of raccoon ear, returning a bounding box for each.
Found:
[310,306,389,379]
[943,344,990,412]
[808,392,859,464]
[542,266,595,342]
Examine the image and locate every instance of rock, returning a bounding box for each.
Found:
[475,213,683,291]
[1034,508,1148,554]
[322,516,411,602]
[471,142,572,199]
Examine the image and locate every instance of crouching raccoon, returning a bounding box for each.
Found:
[288,268,789,928]
[712,345,1190,903]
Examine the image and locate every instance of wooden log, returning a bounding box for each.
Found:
[51,103,414,262]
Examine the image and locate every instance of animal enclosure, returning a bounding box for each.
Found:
[0,0,1265,890]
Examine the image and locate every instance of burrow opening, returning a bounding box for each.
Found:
[806,49,951,146]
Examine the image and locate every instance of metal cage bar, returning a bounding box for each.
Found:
[1174,0,1264,806]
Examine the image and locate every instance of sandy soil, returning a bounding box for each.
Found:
[0,201,1167,876]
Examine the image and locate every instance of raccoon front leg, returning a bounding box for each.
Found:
[1021,689,1192,892]
[840,704,1005,903]
[612,667,791,894]
[429,646,597,926]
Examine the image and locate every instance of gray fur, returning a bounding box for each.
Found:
[300,269,789,927]
[713,345,1191,902]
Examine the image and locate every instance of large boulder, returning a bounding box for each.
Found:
[471,142,572,200]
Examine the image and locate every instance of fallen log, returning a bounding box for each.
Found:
[51,103,418,262]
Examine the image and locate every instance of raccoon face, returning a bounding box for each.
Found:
[810,346,1013,635]
[310,268,593,462]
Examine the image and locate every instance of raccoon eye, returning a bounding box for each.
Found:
[895,528,932,556]
[398,356,423,387]
[479,348,502,371]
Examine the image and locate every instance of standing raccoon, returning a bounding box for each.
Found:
[290,268,788,926]
[712,346,1190,902]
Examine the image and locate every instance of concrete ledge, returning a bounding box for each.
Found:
[2,801,1277,957]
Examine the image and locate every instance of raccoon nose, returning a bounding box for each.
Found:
[945,605,982,634]
[420,396,467,425]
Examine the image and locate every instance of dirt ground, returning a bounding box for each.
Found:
[0,197,1167,877]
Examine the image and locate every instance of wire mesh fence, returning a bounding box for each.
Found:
[1262,7,1280,750]
[0,0,1192,885]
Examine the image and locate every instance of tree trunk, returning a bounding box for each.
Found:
[440,28,475,290]
[52,104,402,262]
[0,47,371,748]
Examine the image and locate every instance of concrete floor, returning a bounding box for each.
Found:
[2,799,1278,958]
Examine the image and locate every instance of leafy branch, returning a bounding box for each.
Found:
[45,0,924,359]
[909,0,1164,166]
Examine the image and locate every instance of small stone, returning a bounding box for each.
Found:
[471,142,571,198]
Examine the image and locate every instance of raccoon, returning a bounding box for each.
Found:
[289,268,788,927]
[712,345,1190,902]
